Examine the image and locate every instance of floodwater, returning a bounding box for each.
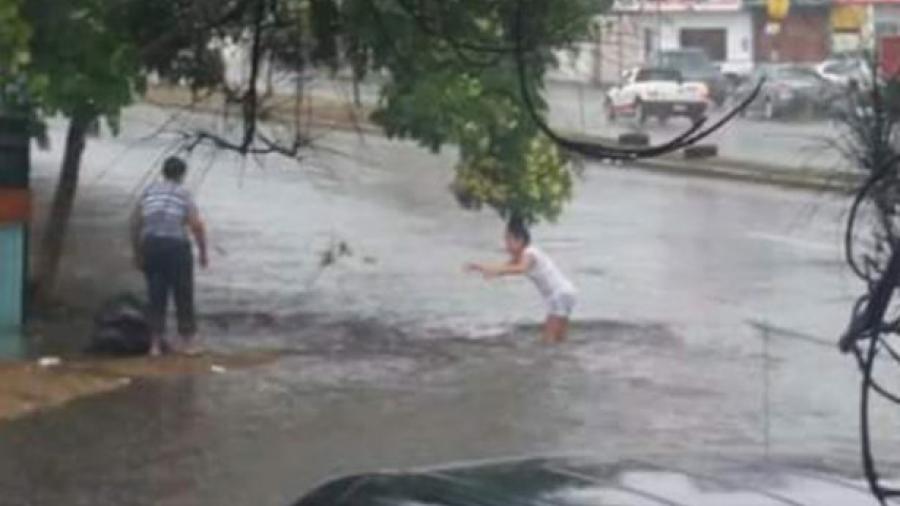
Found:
[0,105,896,505]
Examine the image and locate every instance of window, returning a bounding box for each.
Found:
[635,68,682,82]
[680,28,727,62]
[876,21,900,37]
[644,29,655,60]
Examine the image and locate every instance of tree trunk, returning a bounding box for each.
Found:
[33,111,94,305]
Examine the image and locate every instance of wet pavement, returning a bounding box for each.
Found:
[543,82,846,172]
[0,105,894,505]
[304,78,847,172]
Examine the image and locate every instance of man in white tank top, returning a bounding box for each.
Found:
[466,217,577,343]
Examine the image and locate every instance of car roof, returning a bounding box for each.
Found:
[634,66,680,73]
[755,64,820,75]
[660,48,706,55]
[292,456,888,506]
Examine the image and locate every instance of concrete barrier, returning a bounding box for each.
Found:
[683,144,719,159]
[618,132,650,147]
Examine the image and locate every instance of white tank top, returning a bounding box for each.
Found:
[523,246,575,299]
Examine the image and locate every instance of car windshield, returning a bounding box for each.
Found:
[635,68,681,82]
[7,3,898,506]
[827,61,857,74]
[759,66,823,84]
[662,51,714,70]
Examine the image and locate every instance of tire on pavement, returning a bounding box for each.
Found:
[618,132,650,147]
[683,144,718,159]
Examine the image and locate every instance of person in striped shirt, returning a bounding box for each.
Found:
[131,157,209,356]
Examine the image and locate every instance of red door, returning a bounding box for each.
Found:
[753,7,829,63]
[880,35,900,80]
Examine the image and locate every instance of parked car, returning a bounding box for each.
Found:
[736,64,838,120]
[292,456,882,506]
[605,67,708,125]
[651,48,729,105]
[815,55,872,88]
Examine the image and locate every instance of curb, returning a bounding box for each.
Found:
[563,131,861,192]
[627,156,860,193]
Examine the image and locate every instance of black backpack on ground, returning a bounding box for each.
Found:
[86,292,152,356]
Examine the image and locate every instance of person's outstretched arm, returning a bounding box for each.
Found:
[465,254,533,279]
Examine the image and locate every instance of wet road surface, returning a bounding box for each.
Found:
[543,82,845,172]
[1,106,893,505]
[303,78,846,172]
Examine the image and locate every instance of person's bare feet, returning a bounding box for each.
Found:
[177,336,205,356]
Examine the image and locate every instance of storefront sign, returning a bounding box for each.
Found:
[613,0,741,12]
[831,4,866,31]
[833,0,900,4]
[768,0,790,21]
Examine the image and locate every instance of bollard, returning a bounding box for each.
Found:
[0,115,31,336]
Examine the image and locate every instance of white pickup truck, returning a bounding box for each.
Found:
[605,67,709,125]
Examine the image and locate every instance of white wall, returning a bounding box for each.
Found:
[658,12,754,73]
[549,43,599,84]
[591,15,655,85]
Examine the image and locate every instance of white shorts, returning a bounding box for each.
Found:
[547,292,577,318]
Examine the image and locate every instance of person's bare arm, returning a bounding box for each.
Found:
[129,205,143,269]
[188,210,209,268]
[465,254,533,279]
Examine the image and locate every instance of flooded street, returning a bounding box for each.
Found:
[0,106,892,505]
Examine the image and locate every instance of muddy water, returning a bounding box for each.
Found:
[1,105,894,505]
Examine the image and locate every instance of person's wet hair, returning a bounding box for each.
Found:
[506,215,531,246]
[162,156,188,182]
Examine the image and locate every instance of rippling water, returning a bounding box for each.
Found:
[5,105,896,505]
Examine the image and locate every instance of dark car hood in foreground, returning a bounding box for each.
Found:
[292,456,883,506]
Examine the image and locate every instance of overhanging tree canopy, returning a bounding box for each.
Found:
[7,0,758,300]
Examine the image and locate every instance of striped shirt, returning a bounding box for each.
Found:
[139,181,197,241]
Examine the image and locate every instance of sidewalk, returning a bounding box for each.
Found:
[0,350,284,422]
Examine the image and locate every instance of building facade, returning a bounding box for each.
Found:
[828,0,900,53]
[0,115,30,337]
[613,0,754,74]
[558,0,900,85]
[747,0,832,62]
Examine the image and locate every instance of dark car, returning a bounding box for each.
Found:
[292,456,878,505]
[651,48,729,106]
[737,64,838,120]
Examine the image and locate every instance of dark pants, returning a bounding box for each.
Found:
[142,236,196,337]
